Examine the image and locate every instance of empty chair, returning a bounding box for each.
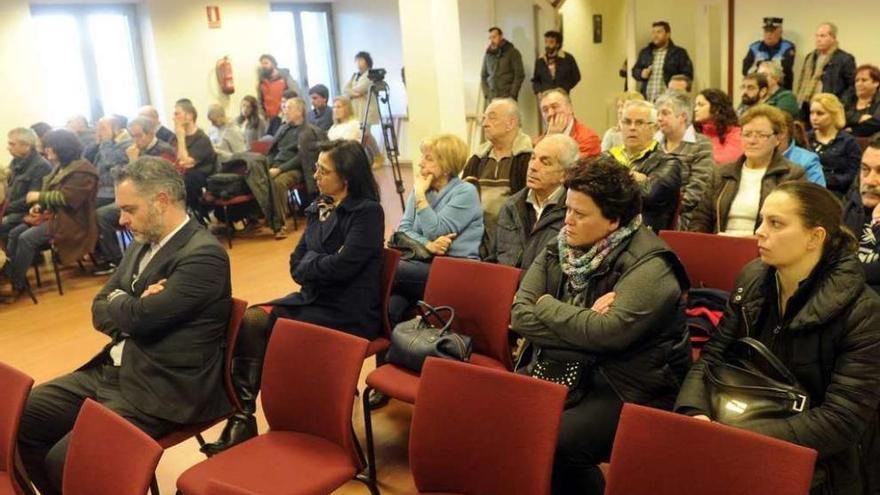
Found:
[410,358,567,495]
[362,257,521,481]
[151,297,248,494]
[658,231,758,292]
[605,404,816,495]
[176,319,375,494]
[0,362,34,495]
[205,480,261,495]
[63,399,163,495]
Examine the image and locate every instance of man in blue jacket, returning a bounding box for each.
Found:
[742,17,796,91]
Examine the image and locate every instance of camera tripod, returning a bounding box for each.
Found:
[361,78,406,211]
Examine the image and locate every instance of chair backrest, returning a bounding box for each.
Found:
[423,257,521,369]
[205,479,261,495]
[0,362,34,483]
[605,404,817,495]
[659,231,758,292]
[63,399,163,495]
[381,248,402,339]
[249,140,272,155]
[224,298,248,412]
[261,319,368,467]
[410,358,566,495]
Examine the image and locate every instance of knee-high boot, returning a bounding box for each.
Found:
[200,357,262,455]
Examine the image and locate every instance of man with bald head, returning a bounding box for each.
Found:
[138,105,175,143]
[535,88,600,158]
[796,22,856,121]
[494,133,578,270]
[462,97,533,257]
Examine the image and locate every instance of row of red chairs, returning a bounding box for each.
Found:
[1,233,776,494]
[0,345,816,495]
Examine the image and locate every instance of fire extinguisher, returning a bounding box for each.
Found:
[216,56,235,95]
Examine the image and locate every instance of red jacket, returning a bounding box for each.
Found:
[535,118,601,158]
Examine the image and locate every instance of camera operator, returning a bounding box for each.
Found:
[344,51,384,168]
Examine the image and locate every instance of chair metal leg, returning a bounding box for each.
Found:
[195,433,207,448]
[355,472,381,495]
[351,422,367,469]
[150,475,160,495]
[51,249,63,295]
[22,279,37,305]
[224,205,233,249]
[33,260,42,288]
[362,385,378,483]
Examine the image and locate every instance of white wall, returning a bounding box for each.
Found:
[560,0,628,133]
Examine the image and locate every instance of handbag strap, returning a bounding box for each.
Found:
[415,301,455,334]
[728,337,799,385]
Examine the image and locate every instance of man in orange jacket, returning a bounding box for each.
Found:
[535,88,601,158]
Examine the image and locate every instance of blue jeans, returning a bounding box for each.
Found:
[5,221,53,289]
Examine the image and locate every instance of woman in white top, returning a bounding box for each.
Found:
[327,95,362,141]
[237,95,268,147]
[689,104,806,235]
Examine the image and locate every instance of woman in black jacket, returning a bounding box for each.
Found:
[202,140,385,454]
[676,181,880,495]
[808,93,863,197]
[512,156,691,495]
[842,64,880,138]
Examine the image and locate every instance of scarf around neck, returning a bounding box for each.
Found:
[558,215,643,292]
[797,46,836,104]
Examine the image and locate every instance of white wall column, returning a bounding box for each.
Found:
[398,0,468,164]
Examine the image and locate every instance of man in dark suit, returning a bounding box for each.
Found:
[17,156,232,495]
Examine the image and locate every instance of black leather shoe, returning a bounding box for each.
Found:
[367,390,391,410]
[200,413,257,456]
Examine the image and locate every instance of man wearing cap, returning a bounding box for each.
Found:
[742,17,796,91]
[306,84,333,132]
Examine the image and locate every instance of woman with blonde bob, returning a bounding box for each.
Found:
[327,95,361,141]
[387,133,484,324]
[808,93,863,196]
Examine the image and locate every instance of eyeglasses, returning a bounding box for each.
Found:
[315,165,335,177]
[742,131,776,141]
[620,119,652,128]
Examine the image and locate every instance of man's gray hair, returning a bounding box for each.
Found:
[655,90,693,125]
[541,133,580,169]
[622,99,658,123]
[819,21,838,38]
[113,156,186,207]
[128,116,156,135]
[7,127,37,148]
[757,60,785,84]
[489,97,522,126]
[287,97,307,118]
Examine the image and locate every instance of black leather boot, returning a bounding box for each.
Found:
[201,357,262,455]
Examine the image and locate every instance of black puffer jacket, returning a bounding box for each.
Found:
[512,226,692,409]
[608,144,683,232]
[675,254,880,495]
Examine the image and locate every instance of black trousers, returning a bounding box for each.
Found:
[552,371,623,495]
[184,168,209,215]
[17,362,179,495]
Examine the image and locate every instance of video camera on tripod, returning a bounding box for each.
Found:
[360,68,406,210]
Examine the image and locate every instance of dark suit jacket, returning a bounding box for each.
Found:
[90,219,232,424]
[270,196,384,340]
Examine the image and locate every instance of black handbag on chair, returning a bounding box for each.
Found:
[387,231,433,262]
[386,301,472,373]
[704,337,810,427]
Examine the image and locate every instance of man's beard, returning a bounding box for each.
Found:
[133,204,166,245]
[545,47,558,58]
[742,94,760,105]
[260,68,273,78]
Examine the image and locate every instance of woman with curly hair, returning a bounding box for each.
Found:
[694,88,743,164]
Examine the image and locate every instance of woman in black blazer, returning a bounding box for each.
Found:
[203,139,385,454]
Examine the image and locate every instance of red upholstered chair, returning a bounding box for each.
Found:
[605,404,817,495]
[658,231,758,292]
[0,362,34,495]
[63,399,163,495]
[205,480,260,495]
[362,257,521,482]
[149,297,247,495]
[410,358,567,495]
[248,140,272,155]
[365,248,402,358]
[176,319,376,495]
